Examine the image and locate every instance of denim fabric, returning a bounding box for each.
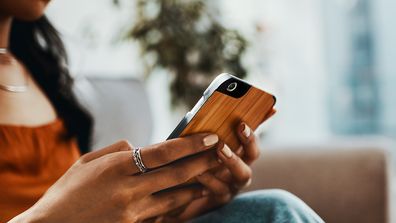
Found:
[191,189,324,223]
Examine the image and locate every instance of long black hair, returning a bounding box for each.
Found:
[9,16,93,154]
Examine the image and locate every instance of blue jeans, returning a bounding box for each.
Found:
[192,189,324,223]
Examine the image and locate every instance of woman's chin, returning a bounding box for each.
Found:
[14,1,48,21]
[15,12,45,22]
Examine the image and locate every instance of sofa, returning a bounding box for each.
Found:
[75,77,392,223]
[247,145,389,223]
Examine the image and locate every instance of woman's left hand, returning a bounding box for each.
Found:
[159,122,261,222]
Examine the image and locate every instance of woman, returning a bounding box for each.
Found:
[0,0,323,222]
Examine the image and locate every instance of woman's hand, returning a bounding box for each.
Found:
[9,133,221,223]
[161,122,262,222]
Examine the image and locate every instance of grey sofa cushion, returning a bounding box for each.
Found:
[74,77,153,150]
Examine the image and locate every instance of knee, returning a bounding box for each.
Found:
[238,189,303,211]
[235,189,323,222]
[252,189,301,207]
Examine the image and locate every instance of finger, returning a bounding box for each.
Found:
[214,167,233,183]
[138,150,219,194]
[198,146,243,185]
[217,143,252,188]
[196,172,230,195]
[236,123,260,164]
[141,186,208,220]
[164,204,189,218]
[141,133,219,169]
[79,140,133,163]
[101,134,219,176]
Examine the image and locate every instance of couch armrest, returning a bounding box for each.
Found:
[245,148,388,223]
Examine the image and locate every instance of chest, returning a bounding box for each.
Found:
[0,76,57,126]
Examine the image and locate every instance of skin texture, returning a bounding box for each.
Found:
[0,0,56,127]
[11,136,222,223]
[160,123,263,222]
[9,125,263,223]
[0,0,51,21]
[0,1,273,222]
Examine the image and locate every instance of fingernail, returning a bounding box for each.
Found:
[236,146,243,155]
[217,158,223,164]
[202,189,210,196]
[244,178,252,188]
[203,134,219,147]
[221,144,233,158]
[243,124,251,138]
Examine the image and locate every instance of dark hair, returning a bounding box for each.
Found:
[9,16,93,154]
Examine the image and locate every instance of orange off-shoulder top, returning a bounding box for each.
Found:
[0,119,80,222]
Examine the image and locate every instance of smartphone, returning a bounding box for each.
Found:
[167,73,276,151]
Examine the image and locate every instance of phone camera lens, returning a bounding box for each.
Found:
[227,82,238,92]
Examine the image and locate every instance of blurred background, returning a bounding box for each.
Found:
[46,0,395,222]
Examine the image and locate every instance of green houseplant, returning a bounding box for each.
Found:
[116,0,248,108]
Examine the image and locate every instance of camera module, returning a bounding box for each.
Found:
[227,82,238,92]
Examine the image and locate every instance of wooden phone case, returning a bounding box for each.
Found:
[169,74,276,151]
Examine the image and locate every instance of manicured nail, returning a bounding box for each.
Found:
[221,144,233,158]
[243,124,251,138]
[203,134,219,146]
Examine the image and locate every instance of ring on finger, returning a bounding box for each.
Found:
[132,146,148,173]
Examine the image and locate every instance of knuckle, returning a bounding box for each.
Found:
[118,140,133,150]
[216,193,232,204]
[123,180,142,200]
[198,174,215,187]
[201,174,215,184]
[156,145,174,164]
[215,184,230,195]
[78,153,90,164]
[228,155,242,167]
[172,167,191,183]
[111,191,130,209]
[102,155,117,169]
[242,168,252,181]
[163,195,179,210]
[241,168,253,182]
[99,155,123,175]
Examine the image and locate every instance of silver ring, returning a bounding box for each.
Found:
[132,147,148,173]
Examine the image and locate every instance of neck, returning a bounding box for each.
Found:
[0,16,12,49]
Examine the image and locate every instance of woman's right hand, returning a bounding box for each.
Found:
[9,133,220,223]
